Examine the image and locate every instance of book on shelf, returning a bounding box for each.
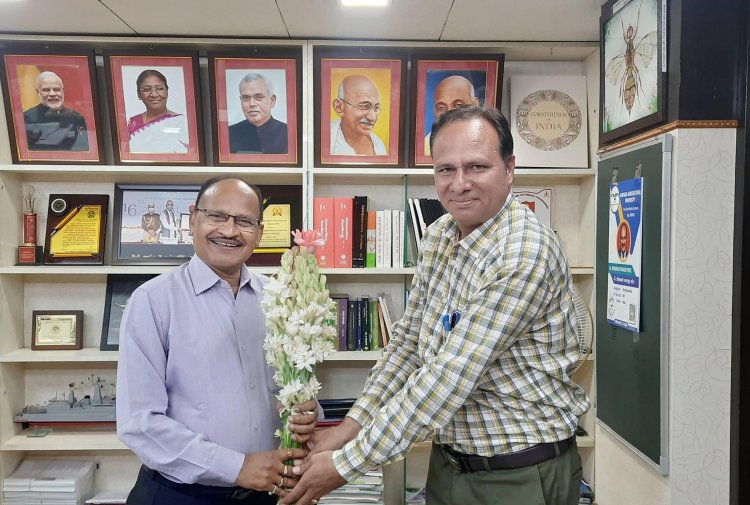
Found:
[375,210,385,268]
[3,459,96,504]
[512,187,553,229]
[352,196,368,268]
[313,197,335,268]
[369,299,381,350]
[365,210,377,268]
[377,293,395,345]
[346,299,358,351]
[333,197,353,268]
[361,296,371,351]
[331,294,349,351]
[382,209,392,268]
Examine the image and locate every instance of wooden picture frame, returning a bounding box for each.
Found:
[600,0,665,145]
[100,274,155,351]
[112,183,199,265]
[32,310,83,350]
[43,193,109,265]
[314,47,405,167]
[409,53,504,167]
[0,47,104,164]
[209,49,302,166]
[104,51,204,164]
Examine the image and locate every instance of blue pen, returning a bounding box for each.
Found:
[442,310,461,331]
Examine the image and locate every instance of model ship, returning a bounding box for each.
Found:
[14,375,115,426]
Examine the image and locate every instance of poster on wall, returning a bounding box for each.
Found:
[607,175,643,331]
[510,75,588,168]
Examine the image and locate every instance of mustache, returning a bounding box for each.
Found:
[358,118,376,127]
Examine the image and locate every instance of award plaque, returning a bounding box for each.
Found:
[17,185,43,265]
[246,184,303,267]
[31,310,83,350]
[43,194,108,264]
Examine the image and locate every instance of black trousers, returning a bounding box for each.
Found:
[126,466,277,505]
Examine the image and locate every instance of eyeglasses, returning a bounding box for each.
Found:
[194,208,262,232]
[339,98,381,114]
[139,86,167,96]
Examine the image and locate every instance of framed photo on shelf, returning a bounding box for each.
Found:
[314,47,405,167]
[31,310,83,350]
[409,53,504,167]
[0,48,104,164]
[112,184,199,265]
[600,0,665,145]
[101,274,155,350]
[43,193,108,265]
[104,51,204,164]
[209,49,302,166]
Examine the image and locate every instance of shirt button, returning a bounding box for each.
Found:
[242,344,247,350]
[248,383,256,389]
[253,425,259,431]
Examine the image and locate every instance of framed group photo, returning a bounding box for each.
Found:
[314,48,405,167]
[112,183,199,265]
[104,51,204,164]
[410,53,504,167]
[0,48,103,164]
[209,49,302,166]
[600,0,665,145]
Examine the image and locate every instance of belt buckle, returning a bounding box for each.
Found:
[441,446,464,472]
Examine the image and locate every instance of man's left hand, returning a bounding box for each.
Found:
[287,399,319,446]
[281,451,345,505]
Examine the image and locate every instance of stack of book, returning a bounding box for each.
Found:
[3,459,96,504]
[330,293,395,352]
[319,470,383,505]
[407,197,447,249]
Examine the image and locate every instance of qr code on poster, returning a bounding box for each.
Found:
[629,304,636,322]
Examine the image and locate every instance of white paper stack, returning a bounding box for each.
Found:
[319,470,383,505]
[3,460,96,505]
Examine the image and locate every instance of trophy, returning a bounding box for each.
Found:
[17,185,43,265]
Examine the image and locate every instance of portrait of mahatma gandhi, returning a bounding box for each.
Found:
[330,74,387,156]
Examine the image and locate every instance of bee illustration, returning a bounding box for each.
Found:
[605,0,658,115]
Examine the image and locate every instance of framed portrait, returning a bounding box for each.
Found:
[314,47,406,167]
[600,0,665,145]
[31,310,83,350]
[104,51,204,164]
[209,49,302,166]
[409,53,504,167]
[101,274,155,350]
[112,183,199,265]
[0,48,103,164]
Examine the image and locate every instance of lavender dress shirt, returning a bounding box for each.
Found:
[116,255,278,486]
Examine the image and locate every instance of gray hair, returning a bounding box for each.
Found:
[35,71,63,89]
[238,73,274,97]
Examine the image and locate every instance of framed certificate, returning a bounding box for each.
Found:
[42,194,108,265]
[31,310,83,350]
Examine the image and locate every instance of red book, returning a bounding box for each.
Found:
[333,197,353,268]
[313,197,335,267]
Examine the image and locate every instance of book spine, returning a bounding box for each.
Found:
[361,296,371,351]
[375,210,385,268]
[383,209,392,268]
[346,300,358,351]
[365,210,377,268]
[369,299,380,350]
[391,208,400,268]
[334,297,349,351]
[333,197,353,268]
[352,196,368,268]
[313,197,335,268]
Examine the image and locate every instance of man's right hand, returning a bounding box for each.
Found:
[235,447,307,497]
[307,417,362,456]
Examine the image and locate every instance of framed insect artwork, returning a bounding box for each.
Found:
[600,0,666,146]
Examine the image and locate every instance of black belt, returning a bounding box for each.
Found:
[140,465,256,501]
[438,436,576,473]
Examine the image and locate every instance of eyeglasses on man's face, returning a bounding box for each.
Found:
[339,97,381,114]
[194,208,262,232]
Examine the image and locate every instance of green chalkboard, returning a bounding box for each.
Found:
[595,136,670,474]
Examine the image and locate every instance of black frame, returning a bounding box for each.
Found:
[100,274,155,351]
[600,0,666,145]
[0,46,105,164]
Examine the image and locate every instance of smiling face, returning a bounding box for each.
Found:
[36,75,65,111]
[333,75,380,141]
[432,117,514,239]
[189,179,264,283]
[240,78,276,127]
[138,74,169,116]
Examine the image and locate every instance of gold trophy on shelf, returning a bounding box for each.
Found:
[17,185,43,265]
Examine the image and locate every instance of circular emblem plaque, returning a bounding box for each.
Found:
[515,89,582,151]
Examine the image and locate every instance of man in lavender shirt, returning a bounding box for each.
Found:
[117,177,317,504]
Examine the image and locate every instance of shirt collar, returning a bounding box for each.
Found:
[187,255,254,295]
[447,192,514,254]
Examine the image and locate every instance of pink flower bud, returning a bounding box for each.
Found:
[292,229,325,253]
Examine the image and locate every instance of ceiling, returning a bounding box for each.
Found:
[0,0,602,42]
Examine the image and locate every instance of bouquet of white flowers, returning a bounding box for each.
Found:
[261,230,337,449]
